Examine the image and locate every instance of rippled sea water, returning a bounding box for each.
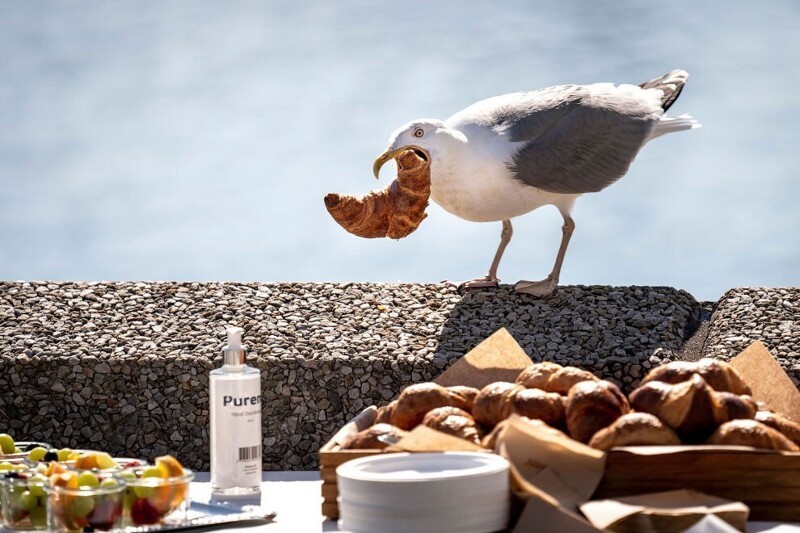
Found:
[1,1,798,301]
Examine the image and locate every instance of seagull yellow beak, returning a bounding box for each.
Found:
[372,147,408,179]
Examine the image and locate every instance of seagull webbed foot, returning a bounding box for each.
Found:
[514,275,558,298]
[452,275,500,292]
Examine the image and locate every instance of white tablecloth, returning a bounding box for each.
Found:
[2,472,796,532]
[191,472,800,533]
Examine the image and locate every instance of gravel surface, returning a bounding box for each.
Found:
[703,287,800,386]
[0,281,782,471]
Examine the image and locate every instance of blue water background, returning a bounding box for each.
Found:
[1,1,799,301]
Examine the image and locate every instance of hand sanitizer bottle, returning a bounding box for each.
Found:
[210,327,262,495]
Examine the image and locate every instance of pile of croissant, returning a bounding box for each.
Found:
[344,359,800,452]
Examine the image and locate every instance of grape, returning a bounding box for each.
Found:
[117,471,137,483]
[100,478,118,489]
[0,433,15,454]
[141,466,163,479]
[77,471,100,488]
[27,446,47,462]
[57,448,73,462]
[29,506,47,527]
[71,495,95,518]
[130,498,160,526]
[0,461,15,471]
[28,475,47,498]
[43,449,59,462]
[18,490,38,511]
[133,466,162,498]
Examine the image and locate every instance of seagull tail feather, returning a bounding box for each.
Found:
[639,69,690,112]
[647,113,701,141]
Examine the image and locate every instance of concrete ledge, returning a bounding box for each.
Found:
[3,281,792,471]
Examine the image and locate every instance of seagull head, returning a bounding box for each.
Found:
[373,119,458,179]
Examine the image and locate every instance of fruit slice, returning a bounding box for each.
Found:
[94,452,116,470]
[155,455,184,478]
[73,453,99,470]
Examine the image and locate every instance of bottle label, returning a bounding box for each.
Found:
[210,376,262,490]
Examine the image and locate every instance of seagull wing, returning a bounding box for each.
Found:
[496,84,664,194]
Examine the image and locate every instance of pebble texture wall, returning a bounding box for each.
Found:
[0,282,795,470]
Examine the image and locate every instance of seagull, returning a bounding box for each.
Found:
[373,69,700,297]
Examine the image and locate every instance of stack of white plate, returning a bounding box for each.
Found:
[337,452,510,533]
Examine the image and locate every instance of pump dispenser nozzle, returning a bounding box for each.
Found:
[223,327,246,366]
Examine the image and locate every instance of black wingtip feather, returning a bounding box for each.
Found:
[639,69,689,112]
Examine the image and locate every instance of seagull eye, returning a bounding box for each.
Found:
[413,128,424,138]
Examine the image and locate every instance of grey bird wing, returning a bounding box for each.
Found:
[495,84,664,194]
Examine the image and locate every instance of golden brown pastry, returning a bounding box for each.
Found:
[588,412,681,450]
[566,380,630,443]
[545,367,600,395]
[630,375,756,442]
[375,400,397,425]
[515,362,563,389]
[712,392,757,425]
[756,410,800,445]
[390,382,473,430]
[345,423,408,450]
[641,358,751,395]
[421,406,482,446]
[708,420,800,451]
[325,150,430,239]
[446,386,480,411]
[515,362,598,395]
[629,374,716,442]
[507,387,567,430]
[472,382,517,428]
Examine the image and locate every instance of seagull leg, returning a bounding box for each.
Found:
[515,215,575,297]
[457,220,513,291]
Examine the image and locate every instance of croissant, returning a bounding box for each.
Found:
[515,362,598,395]
[324,149,430,239]
[375,400,397,425]
[472,382,517,428]
[629,375,756,443]
[589,412,681,450]
[507,387,567,430]
[708,420,800,451]
[515,362,564,389]
[390,382,473,430]
[446,386,480,412]
[421,406,482,446]
[640,358,751,395]
[345,423,408,450]
[755,410,800,445]
[566,380,630,443]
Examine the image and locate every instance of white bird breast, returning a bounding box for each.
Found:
[428,123,579,223]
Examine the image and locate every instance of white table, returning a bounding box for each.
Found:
[191,471,334,532]
[2,472,796,532]
[191,472,800,533]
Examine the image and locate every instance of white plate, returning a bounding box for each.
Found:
[339,473,508,505]
[339,508,510,533]
[337,452,509,483]
[337,452,510,533]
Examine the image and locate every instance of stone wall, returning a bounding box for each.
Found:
[0,282,796,470]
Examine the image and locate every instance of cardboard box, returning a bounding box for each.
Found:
[320,329,800,522]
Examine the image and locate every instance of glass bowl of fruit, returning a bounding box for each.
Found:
[0,459,30,523]
[0,433,52,461]
[1,469,49,530]
[25,447,146,473]
[119,455,194,527]
[47,470,126,532]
